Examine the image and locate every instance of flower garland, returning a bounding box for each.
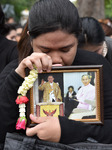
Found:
[15,65,38,130]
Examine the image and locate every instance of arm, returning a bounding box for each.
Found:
[0,60,24,143]
[0,53,53,143]
[59,117,112,144]
[38,79,45,91]
[57,85,62,101]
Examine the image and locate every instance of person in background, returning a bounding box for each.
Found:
[15,24,23,42]
[78,17,112,66]
[99,18,112,28]
[0,4,18,73]
[65,85,77,117]
[66,85,76,100]
[5,16,15,24]
[100,22,112,38]
[2,23,17,41]
[1,0,112,149]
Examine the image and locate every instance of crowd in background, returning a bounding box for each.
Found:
[1,3,112,43]
[0,4,29,43]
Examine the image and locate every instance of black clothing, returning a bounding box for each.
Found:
[105,36,112,66]
[65,91,76,99]
[0,34,18,73]
[65,91,77,117]
[65,97,79,117]
[4,132,112,150]
[0,49,112,145]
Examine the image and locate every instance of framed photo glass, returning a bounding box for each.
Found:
[27,65,103,126]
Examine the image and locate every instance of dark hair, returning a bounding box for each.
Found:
[48,75,54,78]
[2,23,16,36]
[18,0,81,62]
[0,4,5,34]
[18,22,33,62]
[15,24,23,30]
[78,17,105,47]
[68,86,74,91]
[28,0,81,39]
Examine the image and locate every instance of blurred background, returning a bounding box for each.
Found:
[1,0,112,34]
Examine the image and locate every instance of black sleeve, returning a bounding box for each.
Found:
[8,43,18,62]
[0,61,24,143]
[59,117,112,144]
[59,52,112,144]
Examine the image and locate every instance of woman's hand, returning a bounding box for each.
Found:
[15,52,52,78]
[26,114,61,143]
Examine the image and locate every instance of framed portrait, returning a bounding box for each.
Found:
[27,65,103,127]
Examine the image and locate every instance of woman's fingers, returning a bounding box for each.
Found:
[26,115,61,143]
[29,114,49,123]
[15,57,34,78]
[31,53,52,72]
[26,115,50,137]
[15,52,52,77]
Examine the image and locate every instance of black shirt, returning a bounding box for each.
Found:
[0,34,18,73]
[0,49,112,144]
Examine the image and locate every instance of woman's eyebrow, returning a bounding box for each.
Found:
[38,43,75,50]
[38,45,52,50]
[59,43,75,50]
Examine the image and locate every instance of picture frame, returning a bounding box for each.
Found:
[27,65,103,127]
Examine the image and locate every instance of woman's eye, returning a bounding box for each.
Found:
[41,49,50,53]
[61,49,69,52]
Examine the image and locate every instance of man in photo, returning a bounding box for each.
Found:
[38,75,62,102]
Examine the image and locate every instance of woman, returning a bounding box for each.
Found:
[0,4,18,73]
[66,86,76,100]
[1,0,112,148]
[78,17,112,66]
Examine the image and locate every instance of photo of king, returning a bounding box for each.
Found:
[38,75,62,102]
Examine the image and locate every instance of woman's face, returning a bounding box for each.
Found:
[81,43,103,55]
[31,30,78,66]
[82,76,91,86]
[69,87,73,93]
[6,30,17,41]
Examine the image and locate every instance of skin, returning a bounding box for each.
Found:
[16,28,23,42]
[15,29,78,142]
[81,75,91,86]
[41,76,54,86]
[81,43,104,55]
[16,30,78,78]
[69,87,73,93]
[6,30,17,41]
[48,76,54,83]
[26,114,61,142]
[6,17,15,24]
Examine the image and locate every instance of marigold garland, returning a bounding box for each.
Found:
[15,65,38,130]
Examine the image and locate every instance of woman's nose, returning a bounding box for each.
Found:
[50,52,62,65]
